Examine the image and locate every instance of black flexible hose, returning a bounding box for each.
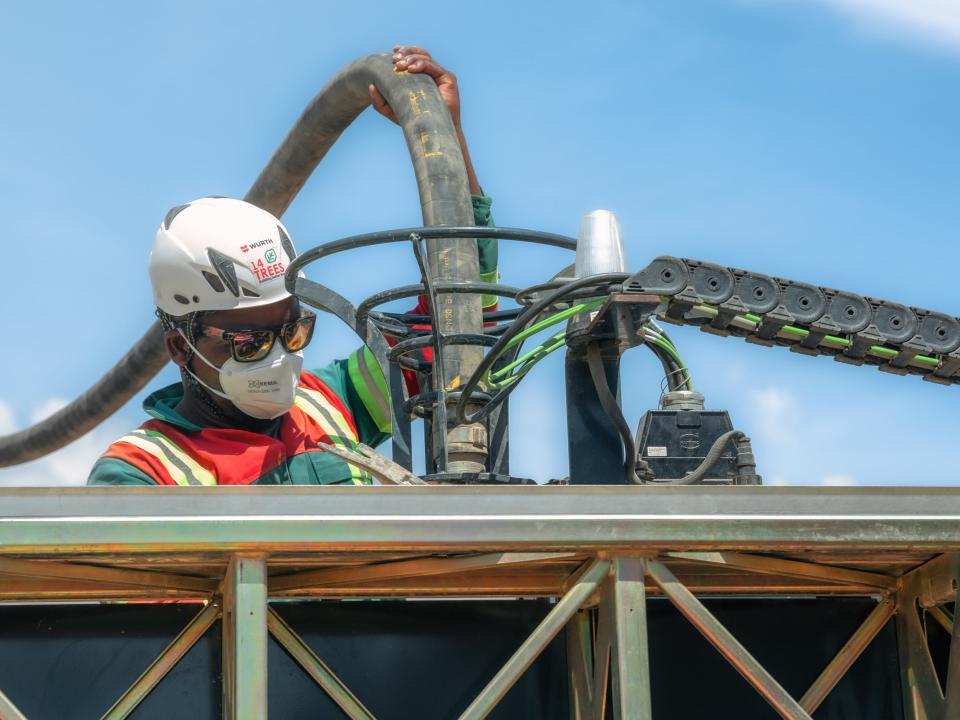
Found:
[669,429,745,486]
[585,343,640,485]
[0,324,170,466]
[0,53,474,467]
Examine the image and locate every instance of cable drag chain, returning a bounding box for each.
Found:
[624,256,960,385]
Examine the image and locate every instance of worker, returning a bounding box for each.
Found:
[88,47,497,486]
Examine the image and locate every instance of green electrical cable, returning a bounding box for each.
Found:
[481,300,606,389]
[649,336,695,390]
[728,312,939,367]
[487,331,566,386]
[484,305,698,391]
[503,299,605,352]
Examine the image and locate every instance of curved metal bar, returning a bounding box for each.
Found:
[405,389,494,419]
[294,277,360,332]
[390,333,499,363]
[1,53,471,467]
[382,308,523,325]
[355,282,521,332]
[286,226,577,288]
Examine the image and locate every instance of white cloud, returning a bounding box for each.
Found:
[29,397,68,424]
[742,384,862,486]
[0,400,14,435]
[820,473,855,485]
[765,0,960,53]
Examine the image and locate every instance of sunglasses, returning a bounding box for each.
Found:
[199,311,316,363]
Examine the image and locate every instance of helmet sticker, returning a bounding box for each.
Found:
[251,252,285,283]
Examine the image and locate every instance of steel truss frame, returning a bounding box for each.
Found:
[1,485,959,719]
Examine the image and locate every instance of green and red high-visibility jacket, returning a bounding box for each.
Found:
[87,195,497,487]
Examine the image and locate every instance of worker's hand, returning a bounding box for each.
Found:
[369,45,462,128]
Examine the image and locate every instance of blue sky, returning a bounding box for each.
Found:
[1,0,958,486]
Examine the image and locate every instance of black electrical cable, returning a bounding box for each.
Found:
[669,430,745,485]
[454,272,630,425]
[585,343,641,485]
[645,342,685,392]
[645,325,692,392]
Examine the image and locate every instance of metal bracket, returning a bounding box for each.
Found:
[896,553,960,720]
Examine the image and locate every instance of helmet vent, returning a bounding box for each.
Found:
[206,248,240,297]
[278,225,297,260]
[202,271,225,293]
[241,287,260,298]
[163,204,190,230]
[173,294,190,305]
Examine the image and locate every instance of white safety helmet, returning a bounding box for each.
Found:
[150,197,299,316]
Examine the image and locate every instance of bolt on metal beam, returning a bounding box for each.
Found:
[799,597,895,715]
[222,555,268,720]
[646,560,812,720]
[101,602,220,720]
[267,608,375,720]
[458,559,610,720]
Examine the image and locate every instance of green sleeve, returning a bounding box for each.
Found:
[87,457,158,485]
[311,356,390,449]
[472,194,499,309]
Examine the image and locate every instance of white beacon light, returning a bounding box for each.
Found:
[574,210,627,278]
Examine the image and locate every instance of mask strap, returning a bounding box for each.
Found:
[177,330,231,401]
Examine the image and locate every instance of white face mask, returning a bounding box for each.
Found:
[179,331,303,420]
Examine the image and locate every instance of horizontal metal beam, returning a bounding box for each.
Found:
[0,567,902,602]
[3,487,960,554]
[0,557,216,594]
[667,551,896,590]
[270,552,576,592]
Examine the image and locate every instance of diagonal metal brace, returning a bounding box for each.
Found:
[0,688,28,720]
[459,559,611,720]
[268,608,376,720]
[101,603,220,720]
[646,559,811,720]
